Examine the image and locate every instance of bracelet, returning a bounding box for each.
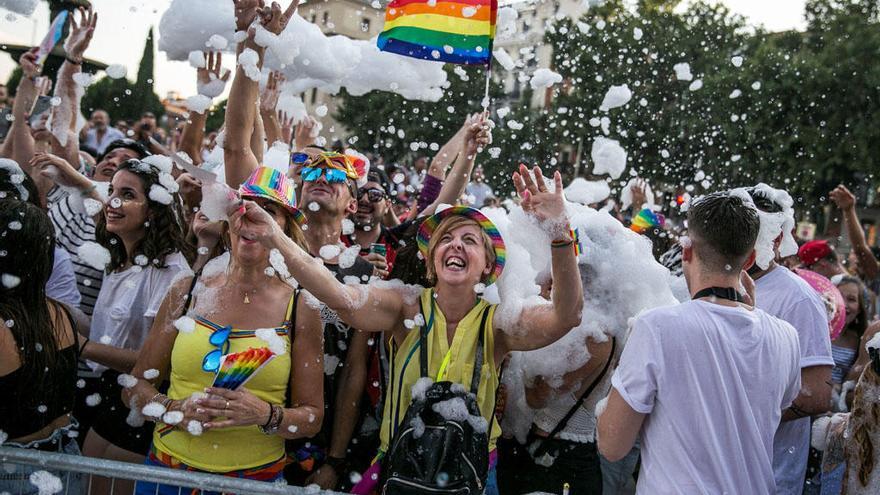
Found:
[65,56,83,65]
[258,404,283,435]
[149,393,173,410]
[551,228,582,256]
[324,455,346,471]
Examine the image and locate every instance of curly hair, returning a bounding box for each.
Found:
[847,362,880,487]
[95,159,193,272]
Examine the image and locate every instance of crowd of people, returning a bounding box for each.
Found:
[2,3,880,495]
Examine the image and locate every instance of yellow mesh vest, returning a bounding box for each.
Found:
[379,288,502,454]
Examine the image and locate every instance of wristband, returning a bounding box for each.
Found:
[259,404,284,435]
[65,56,83,65]
[325,455,346,471]
[551,228,581,256]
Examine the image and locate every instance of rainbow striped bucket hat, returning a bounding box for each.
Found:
[417,205,506,285]
[239,166,305,225]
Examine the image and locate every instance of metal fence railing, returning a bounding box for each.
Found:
[0,446,343,495]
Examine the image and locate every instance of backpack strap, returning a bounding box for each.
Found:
[469,306,490,395]
[419,295,429,378]
[533,338,616,454]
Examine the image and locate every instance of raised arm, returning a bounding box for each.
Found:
[180,52,229,165]
[496,165,583,355]
[224,0,295,188]
[259,71,284,146]
[2,49,41,167]
[422,115,488,216]
[229,201,407,333]
[830,184,879,280]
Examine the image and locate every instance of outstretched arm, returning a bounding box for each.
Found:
[229,201,407,333]
[422,114,488,216]
[496,165,583,355]
[3,49,41,168]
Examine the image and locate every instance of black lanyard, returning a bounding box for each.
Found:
[692,286,745,304]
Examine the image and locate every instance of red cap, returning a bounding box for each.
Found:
[798,240,832,266]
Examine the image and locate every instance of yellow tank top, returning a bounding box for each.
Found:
[152,296,295,472]
[379,288,501,453]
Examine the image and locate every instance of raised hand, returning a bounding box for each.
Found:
[294,116,318,150]
[260,71,284,114]
[512,164,567,229]
[29,152,92,191]
[228,200,281,246]
[197,52,230,98]
[279,111,294,145]
[258,1,298,35]
[829,184,856,211]
[19,47,40,79]
[463,113,491,157]
[233,0,264,33]
[64,6,97,61]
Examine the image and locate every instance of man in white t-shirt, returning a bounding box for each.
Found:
[597,192,802,494]
[747,187,834,494]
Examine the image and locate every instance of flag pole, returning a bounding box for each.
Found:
[481,61,492,112]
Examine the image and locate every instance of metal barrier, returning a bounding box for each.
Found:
[0,446,344,495]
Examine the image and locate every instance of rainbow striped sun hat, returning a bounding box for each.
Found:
[417,205,506,285]
[239,166,305,225]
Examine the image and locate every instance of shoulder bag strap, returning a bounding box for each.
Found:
[419,296,429,378]
[534,338,617,454]
[179,270,202,318]
[469,306,490,395]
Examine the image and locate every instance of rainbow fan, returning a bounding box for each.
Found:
[630,208,665,234]
[211,347,275,390]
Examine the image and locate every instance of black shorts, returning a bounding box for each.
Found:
[88,370,154,456]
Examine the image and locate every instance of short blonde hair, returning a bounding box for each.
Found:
[425,215,496,284]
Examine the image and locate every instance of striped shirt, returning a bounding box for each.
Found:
[831,344,858,384]
[47,187,102,316]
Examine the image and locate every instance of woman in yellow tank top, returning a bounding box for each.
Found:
[122,166,324,493]
[229,165,585,492]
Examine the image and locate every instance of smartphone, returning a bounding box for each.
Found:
[28,95,53,128]
[35,11,69,68]
[0,108,11,141]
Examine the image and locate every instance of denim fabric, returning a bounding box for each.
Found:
[0,423,85,495]
[600,445,640,495]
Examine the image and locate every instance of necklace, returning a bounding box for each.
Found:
[242,287,258,304]
[692,286,744,304]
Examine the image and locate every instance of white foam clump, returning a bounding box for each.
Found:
[319,244,342,260]
[105,64,128,80]
[162,410,184,425]
[85,393,102,406]
[72,72,95,88]
[206,34,228,50]
[324,354,340,375]
[867,332,880,352]
[158,0,235,61]
[263,141,291,173]
[0,0,38,16]
[77,242,112,271]
[1,273,21,288]
[730,183,797,269]
[633,27,644,40]
[238,48,262,82]
[186,95,213,114]
[496,6,519,39]
[431,397,488,433]
[0,158,29,201]
[493,48,516,71]
[149,184,174,205]
[731,55,744,67]
[488,200,678,442]
[276,93,309,124]
[674,62,693,81]
[187,420,203,436]
[144,368,160,380]
[530,68,563,90]
[339,245,360,270]
[199,182,239,222]
[412,377,434,400]
[564,178,610,205]
[174,315,196,333]
[506,120,524,130]
[29,470,63,495]
[198,76,227,98]
[689,79,703,91]
[142,401,167,418]
[599,84,632,111]
[188,50,206,69]
[143,155,173,174]
[341,218,355,236]
[591,137,627,179]
[255,328,288,355]
[117,373,138,388]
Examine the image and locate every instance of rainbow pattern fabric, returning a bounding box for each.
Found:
[211,347,276,390]
[239,166,305,225]
[377,0,498,65]
[417,205,506,284]
[630,208,665,234]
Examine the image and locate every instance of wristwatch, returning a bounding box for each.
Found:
[324,455,346,471]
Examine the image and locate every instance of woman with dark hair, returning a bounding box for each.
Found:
[80,158,192,490]
[122,166,324,493]
[0,199,85,494]
[832,276,869,388]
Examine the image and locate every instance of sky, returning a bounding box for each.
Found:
[0,0,808,99]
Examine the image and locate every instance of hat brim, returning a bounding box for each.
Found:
[241,192,306,226]
[417,206,506,285]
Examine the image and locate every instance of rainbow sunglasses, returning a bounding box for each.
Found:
[294,151,359,181]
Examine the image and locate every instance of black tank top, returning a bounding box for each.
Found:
[0,304,80,440]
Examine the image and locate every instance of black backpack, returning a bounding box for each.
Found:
[381,306,492,495]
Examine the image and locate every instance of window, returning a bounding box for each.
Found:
[361,18,371,32]
[322,11,329,25]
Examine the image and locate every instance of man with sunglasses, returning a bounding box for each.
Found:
[344,168,405,278]
[286,149,377,489]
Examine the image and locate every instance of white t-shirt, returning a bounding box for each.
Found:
[47,246,82,308]
[89,252,190,373]
[84,126,125,155]
[754,266,834,494]
[611,300,801,494]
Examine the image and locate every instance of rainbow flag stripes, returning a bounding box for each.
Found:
[211,347,276,391]
[378,0,498,65]
[630,208,666,234]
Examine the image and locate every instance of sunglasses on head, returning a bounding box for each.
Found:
[202,326,231,373]
[359,187,386,203]
[291,152,310,166]
[300,166,350,184]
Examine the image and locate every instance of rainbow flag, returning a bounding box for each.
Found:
[377,0,498,65]
[630,208,665,234]
[211,347,275,391]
